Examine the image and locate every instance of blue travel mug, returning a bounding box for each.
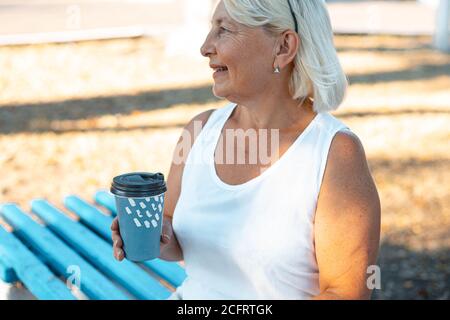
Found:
[110,172,167,262]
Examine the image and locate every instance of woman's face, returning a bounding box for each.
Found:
[200,1,277,102]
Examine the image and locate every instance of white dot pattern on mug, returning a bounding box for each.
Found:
[133,218,142,227]
[125,195,164,228]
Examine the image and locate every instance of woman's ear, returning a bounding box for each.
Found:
[275,30,299,69]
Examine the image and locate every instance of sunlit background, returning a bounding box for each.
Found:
[0,0,449,300]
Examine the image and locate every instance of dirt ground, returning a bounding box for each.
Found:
[0,34,449,299]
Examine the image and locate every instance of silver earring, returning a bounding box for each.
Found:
[274,66,281,74]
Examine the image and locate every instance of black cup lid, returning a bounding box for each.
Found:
[110,172,167,197]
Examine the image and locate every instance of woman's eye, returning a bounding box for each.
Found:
[219,27,229,34]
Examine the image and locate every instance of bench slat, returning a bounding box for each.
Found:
[66,195,112,241]
[94,190,116,216]
[0,255,18,283]
[0,204,130,300]
[31,199,171,300]
[0,225,75,300]
[0,205,17,283]
[66,194,187,288]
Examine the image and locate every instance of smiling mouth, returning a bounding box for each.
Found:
[213,67,228,77]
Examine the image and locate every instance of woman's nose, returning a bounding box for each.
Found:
[200,32,215,57]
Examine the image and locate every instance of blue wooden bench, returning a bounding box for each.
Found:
[0,190,187,300]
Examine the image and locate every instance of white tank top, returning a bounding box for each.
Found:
[170,102,350,300]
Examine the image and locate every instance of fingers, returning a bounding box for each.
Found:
[111,218,123,249]
[113,236,124,261]
[111,217,123,248]
[114,247,125,261]
[112,232,123,248]
[110,217,119,231]
[111,218,124,261]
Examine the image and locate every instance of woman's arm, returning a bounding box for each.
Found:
[159,108,216,262]
[312,131,381,300]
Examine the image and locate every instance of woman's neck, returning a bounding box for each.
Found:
[231,97,316,132]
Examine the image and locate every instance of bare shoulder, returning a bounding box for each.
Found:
[195,108,216,122]
[321,129,378,204]
[185,109,216,131]
[329,130,366,166]
[174,108,216,162]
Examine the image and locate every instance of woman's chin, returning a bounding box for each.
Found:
[212,86,228,99]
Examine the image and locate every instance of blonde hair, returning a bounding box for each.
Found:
[222,0,348,112]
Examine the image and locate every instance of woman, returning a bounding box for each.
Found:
[111,0,381,300]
